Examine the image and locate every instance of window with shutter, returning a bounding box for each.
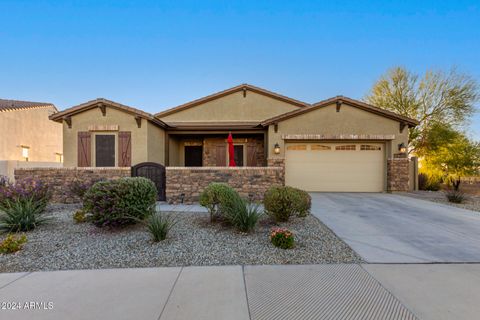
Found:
[215,144,227,166]
[77,132,91,167]
[118,132,132,167]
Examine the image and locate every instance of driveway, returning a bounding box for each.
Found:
[310,193,480,263]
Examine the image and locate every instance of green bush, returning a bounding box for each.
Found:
[0,234,27,254]
[264,186,311,222]
[293,189,311,217]
[222,195,262,232]
[199,183,239,222]
[83,177,157,228]
[0,198,50,232]
[270,227,295,249]
[146,212,176,242]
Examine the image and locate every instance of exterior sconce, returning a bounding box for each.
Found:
[398,143,407,153]
[274,143,281,154]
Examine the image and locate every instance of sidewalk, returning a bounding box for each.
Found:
[1,263,479,320]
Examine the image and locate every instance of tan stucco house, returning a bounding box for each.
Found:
[49,84,418,198]
[0,99,63,179]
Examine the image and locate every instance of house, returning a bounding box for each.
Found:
[48,84,418,200]
[0,99,63,179]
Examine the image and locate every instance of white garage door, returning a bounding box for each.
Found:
[285,142,385,192]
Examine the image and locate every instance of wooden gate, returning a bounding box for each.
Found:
[131,162,166,201]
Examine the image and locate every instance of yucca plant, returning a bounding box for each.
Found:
[0,197,50,232]
[222,195,262,233]
[146,212,176,242]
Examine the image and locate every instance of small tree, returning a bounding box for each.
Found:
[423,132,480,190]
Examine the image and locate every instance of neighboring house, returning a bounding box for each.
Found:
[0,99,63,179]
[49,84,418,193]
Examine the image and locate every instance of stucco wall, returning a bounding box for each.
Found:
[0,106,62,162]
[158,91,300,122]
[147,121,166,164]
[267,103,409,160]
[62,107,165,167]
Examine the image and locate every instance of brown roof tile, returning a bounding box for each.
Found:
[0,99,56,112]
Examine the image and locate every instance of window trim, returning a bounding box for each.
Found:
[93,132,117,167]
[226,143,247,167]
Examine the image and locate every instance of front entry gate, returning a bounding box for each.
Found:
[131,162,166,201]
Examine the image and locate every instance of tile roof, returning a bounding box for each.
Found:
[0,99,56,112]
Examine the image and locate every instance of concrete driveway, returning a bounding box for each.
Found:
[310,193,480,263]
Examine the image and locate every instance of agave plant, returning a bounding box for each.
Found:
[146,212,176,242]
[0,197,51,232]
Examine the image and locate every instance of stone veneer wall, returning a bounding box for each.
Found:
[387,158,410,192]
[14,167,131,203]
[166,167,284,204]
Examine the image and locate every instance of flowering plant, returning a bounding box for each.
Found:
[270,227,295,249]
[0,178,52,213]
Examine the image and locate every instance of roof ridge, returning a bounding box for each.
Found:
[154,83,310,118]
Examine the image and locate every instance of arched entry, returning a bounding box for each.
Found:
[131,162,166,201]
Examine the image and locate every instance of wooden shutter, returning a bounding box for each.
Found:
[77,132,91,167]
[247,144,257,166]
[118,131,132,167]
[215,144,227,166]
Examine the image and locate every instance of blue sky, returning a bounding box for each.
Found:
[1,0,479,138]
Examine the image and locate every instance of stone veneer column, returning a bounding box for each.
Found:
[387,158,410,192]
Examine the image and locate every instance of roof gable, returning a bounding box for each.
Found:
[261,96,419,127]
[49,98,166,128]
[155,84,309,119]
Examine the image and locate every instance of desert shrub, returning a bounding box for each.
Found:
[146,212,176,242]
[418,173,442,191]
[0,178,51,213]
[0,234,27,254]
[70,178,105,199]
[222,195,262,232]
[293,189,311,217]
[445,190,465,203]
[73,209,88,223]
[83,177,157,228]
[264,186,310,222]
[0,198,50,232]
[199,183,238,222]
[270,227,295,249]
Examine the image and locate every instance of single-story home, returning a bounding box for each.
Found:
[47,84,418,202]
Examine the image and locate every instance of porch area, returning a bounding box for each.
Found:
[166,132,267,167]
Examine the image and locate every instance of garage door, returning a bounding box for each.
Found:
[285,142,385,192]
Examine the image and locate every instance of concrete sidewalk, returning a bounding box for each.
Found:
[1,264,479,320]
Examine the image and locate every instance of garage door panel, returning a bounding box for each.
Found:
[285,143,384,192]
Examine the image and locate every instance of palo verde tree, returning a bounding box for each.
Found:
[365,67,479,156]
[421,125,480,190]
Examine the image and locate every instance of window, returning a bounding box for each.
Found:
[360,144,381,151]
[55,153,63,163]
[311,145,331,151]
[233,145,244,166]
[185,146,203,166]
[21,146,29,161]
[95,135,115,167]
[335,145,356,151]
[286,145,307,151]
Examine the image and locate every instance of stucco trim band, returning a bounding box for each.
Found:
[281,134,396,140]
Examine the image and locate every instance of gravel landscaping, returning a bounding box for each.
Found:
[0,204,362,272]
[403,191,480,213]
